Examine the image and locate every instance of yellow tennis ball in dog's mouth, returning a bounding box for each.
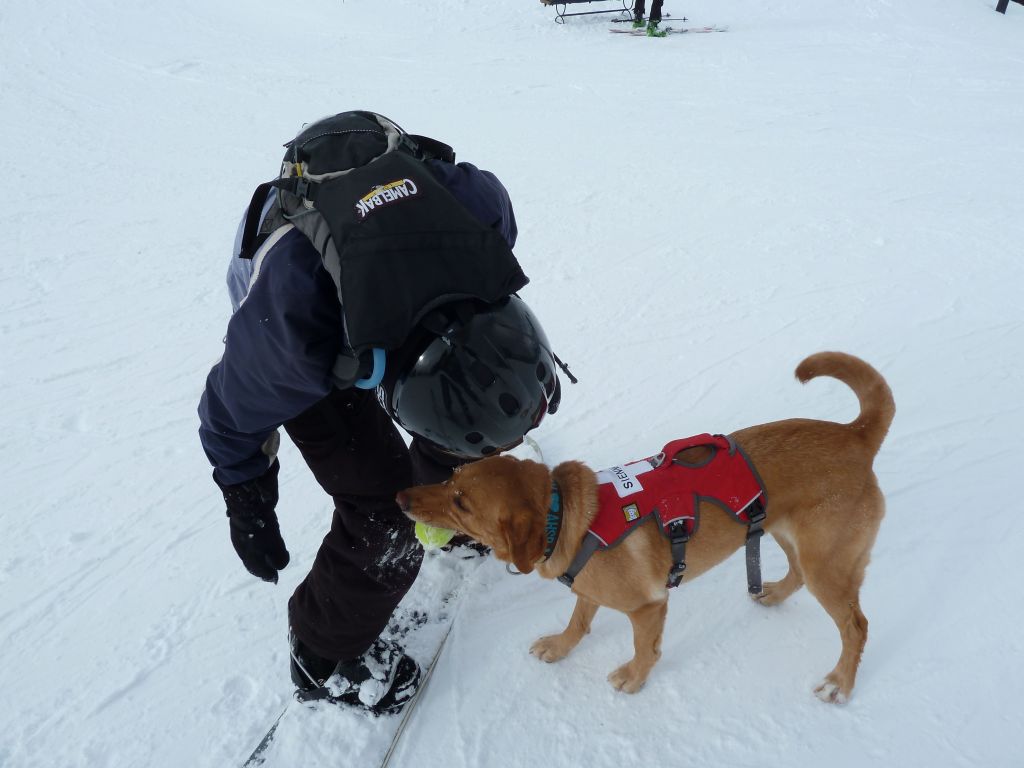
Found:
[414,521,456,550]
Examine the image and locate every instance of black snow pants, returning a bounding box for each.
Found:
[283,386,458,662]
[633,0,664,21]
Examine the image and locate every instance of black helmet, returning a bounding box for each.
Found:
[378,296,562,458]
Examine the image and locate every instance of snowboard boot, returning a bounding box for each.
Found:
[443,534,492,558]
[646,20,667,37]
[289,630,422,715]
[289,629,337,691]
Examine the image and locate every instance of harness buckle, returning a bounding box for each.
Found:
[666,560,687,585]
[557,573,575,588]
[745,498,767,541]
[667,519,690,545]
[666,519,690,588]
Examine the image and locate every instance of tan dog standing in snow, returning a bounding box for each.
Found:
[397,352,893,703]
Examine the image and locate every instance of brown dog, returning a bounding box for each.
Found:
[397,352,894,704]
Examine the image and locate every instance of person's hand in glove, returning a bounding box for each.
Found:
[216,461,290,583]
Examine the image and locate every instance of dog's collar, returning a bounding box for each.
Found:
[541,481,563,562]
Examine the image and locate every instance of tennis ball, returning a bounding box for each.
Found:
[414,521,456,550]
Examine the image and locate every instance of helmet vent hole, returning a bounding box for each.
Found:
[471,360,496,387]
[499,392,520,416]
[536,362,547,381]
[465,432,483,445]
[481,445,497,455]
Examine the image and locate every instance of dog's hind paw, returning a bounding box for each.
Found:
[753,578,802,606]
[752,584,784,606]
[814,679,849,705]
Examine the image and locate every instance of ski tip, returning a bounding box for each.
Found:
[664,25,729,33]
[609,24,729,36]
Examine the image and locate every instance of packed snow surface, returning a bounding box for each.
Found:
[1,0,1022,766]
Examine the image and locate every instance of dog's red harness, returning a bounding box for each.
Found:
[556,434,768,592]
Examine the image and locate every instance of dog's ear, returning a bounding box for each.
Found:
[501,511,546,575]
[499,459,552,574]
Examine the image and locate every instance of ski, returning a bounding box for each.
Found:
[610,24,729,35]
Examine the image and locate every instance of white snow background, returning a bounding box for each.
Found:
[2,0,1022,766]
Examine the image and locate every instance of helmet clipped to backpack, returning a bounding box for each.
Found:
[378,296,564,458]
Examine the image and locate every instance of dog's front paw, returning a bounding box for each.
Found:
[814,676,850,705]
[530,634,571,663]
[608,662,648,694]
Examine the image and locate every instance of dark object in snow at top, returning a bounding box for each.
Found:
[541,0,633,24]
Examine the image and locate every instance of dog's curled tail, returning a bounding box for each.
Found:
[796,352,895,451]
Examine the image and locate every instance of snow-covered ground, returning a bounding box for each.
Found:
[2,0,1022,766]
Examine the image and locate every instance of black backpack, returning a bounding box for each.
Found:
[238,110,528,386]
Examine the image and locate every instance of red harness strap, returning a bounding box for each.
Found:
[557,434,768,591]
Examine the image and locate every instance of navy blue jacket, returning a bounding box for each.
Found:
[199,160,518,486]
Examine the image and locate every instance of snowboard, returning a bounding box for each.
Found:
[241,548,488,767]
[240,438,543,767]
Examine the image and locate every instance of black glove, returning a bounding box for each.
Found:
[216,461,290,583]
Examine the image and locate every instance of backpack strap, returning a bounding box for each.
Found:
[409,134,455,163]
[238,178,304,260]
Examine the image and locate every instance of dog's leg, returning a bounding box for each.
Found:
[754,532,804,606]
[530,596,600,663]
[799,493,880,703]
[607,599,668,693]
[807,582,868,705]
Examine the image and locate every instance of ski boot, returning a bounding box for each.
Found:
[646,19,668,37]
[632,13,646,29]
[289,630,422,715]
